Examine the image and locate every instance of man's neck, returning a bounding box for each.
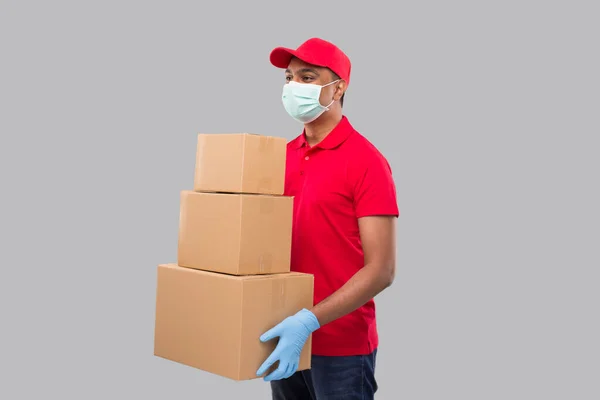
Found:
[304,112,343,147]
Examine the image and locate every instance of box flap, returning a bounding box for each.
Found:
[159,264,308,281]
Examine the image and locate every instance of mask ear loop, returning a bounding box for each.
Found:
[322,79,341,110]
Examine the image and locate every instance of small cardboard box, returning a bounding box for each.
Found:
[153,263,314,381]
[194,133,287,195]
[177,190,293,275]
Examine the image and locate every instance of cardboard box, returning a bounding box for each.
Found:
[153,263,314,381]
[194,133,287,195]
[177,190,293,275]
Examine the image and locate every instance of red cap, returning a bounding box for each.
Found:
[270,37,351,86]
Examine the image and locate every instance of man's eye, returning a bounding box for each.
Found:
[302,76,314,82]
[285,76,291,81]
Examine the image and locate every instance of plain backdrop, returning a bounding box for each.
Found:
[1,1,598,399]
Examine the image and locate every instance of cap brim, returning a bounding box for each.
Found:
[269,47,297,68]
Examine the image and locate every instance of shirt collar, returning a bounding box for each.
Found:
[292,116,355,150]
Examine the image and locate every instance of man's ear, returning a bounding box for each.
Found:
[334,80,347,101]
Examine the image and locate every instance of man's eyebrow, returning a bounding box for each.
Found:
[285,68,320,75]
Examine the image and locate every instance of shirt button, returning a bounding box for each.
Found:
[305,156,309,160]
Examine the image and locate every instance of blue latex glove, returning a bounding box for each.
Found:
[256,308,320,381]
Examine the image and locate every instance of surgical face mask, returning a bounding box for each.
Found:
[281,79,340,124]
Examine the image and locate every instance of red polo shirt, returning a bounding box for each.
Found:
[284,116,399,356]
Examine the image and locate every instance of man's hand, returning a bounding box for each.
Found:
[256,308,320,381]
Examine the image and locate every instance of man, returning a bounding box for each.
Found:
[256,37,399,399]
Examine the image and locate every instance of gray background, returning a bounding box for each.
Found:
[1,1,598,399]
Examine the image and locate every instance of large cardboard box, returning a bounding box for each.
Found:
[194,133,287,195]
[177,190,293,275]
[153,263,314,381]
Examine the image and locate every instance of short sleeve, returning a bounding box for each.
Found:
[352,152,399,218]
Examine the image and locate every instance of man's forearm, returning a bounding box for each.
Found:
[309,263,394,327]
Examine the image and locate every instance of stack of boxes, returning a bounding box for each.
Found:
[153,133,314,381]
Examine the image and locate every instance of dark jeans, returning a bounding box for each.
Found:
[270,349,378,400]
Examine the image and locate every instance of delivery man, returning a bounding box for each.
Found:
[256,37,400,400]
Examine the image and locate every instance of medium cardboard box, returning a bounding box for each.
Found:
[177,190,293,275]
[153,263,314,381]
[194,133,287,195]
